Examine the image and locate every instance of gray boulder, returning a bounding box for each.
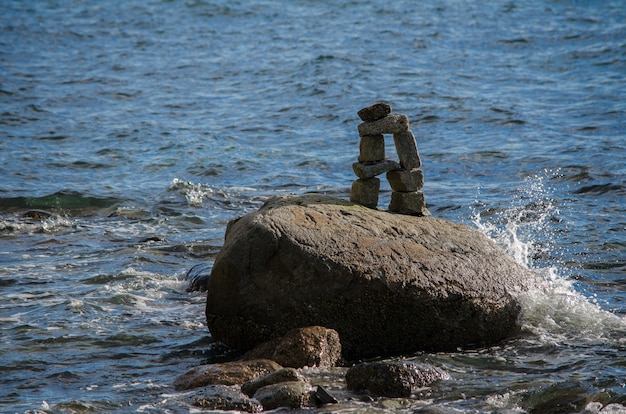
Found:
[241,367,302,397]
[346,360,450,398]
[241,326,342,369]
[189,385,261,412]
[173,359,281,391]
[206,194,541,359]
[253,380,315,410]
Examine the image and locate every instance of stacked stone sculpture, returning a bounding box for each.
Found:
[350,103,428,216]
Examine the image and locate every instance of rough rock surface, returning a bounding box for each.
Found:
[253,380,315,410]
[240,326,342,368]
[206,194,541,359]
[189,385,261,412]
[241,368,302,397]
[173,359,282,391]
[346,360,450,398]
[273,326,342,368]
[357,102,392,122]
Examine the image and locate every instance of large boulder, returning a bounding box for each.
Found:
[205,194,541,359]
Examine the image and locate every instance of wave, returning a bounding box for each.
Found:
[0,190,123,215]
[573,183,626,196]
[471,173,626,343]
[0,210,75,235]
[166,178,266,211]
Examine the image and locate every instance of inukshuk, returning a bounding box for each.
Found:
[350,102,428,216]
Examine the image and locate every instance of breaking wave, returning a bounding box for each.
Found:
[471,172,626,343]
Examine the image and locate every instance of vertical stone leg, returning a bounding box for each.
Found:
[358,134,385,164]
[386,168,424,192]
[392,130,422,169]
[389,191,429,216]
[350,178,380,209]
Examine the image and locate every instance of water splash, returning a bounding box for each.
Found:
[169,178,262,210]
[170,178,210,207]
[471,171,626,342]
[0,211,75,235]
[471,171,560,269]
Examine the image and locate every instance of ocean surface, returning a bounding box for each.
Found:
[1,0,625,412]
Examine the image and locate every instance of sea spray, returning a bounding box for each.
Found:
[471,172,626,343]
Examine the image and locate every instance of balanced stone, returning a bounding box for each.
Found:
[389,191,428,216]
[393,130,422,169]
[350,178,380,208]
[352,160,400,179]
[386,168,424,192]
[358,114,409,136]
[358,102,392,122]
[358,134,385,164]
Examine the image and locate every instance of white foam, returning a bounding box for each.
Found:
[471,172,626,342]
[516,267,625,342]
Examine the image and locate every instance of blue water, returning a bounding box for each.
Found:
[1,0,625,412]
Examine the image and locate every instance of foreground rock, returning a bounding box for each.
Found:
[241,326,342,368]
[346,360,450,398]
[241,368,303,397]
[206,194,541,359]
[253,380,316,410]
[173,359,281,391]
[189,385,261,412]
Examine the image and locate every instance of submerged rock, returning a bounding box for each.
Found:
[21,209,54,220]
[185,262,212,292]
[346,360,450,398]
[206,194,541,359]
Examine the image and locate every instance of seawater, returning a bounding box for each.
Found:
[1,0,624,412]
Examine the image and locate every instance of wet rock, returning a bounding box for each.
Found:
[185,262,212,292]
[314,385,339,405]
[21,209,54,220]
[358,114,410,136]
[205,194,542,359]
[173,359,281,391]
[358,102,392,122]
[189,385,261,412]
[240,337,281,361]
[253,380,315,410]
[346,360,450,398]
[241,367,302,397]
[241,326,342,369]
[272,326,342,368]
